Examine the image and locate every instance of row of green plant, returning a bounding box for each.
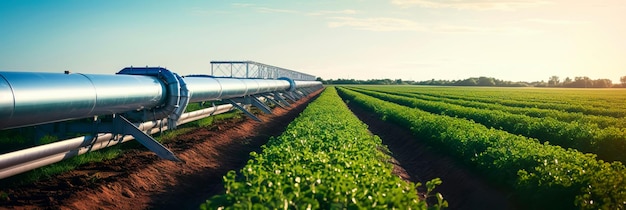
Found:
[390,86,626,118]
[337,87,626,210]
[345,87,626,163]
[353,86,626,129]
[202,87,446,209]
[386,85,626,111]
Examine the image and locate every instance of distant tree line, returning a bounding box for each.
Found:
[545,76,624,88]
[414,77,531,87]
[317,75,626,88]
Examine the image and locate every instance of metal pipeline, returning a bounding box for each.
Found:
[0,72,166,130]
[294,80,324,89]
[184,76,292,101]
[0,67,323,179]
[0,70,321,130]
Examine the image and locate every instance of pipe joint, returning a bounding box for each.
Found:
[117,67,189,129]
[278,77,296,92]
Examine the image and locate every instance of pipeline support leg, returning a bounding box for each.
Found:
[114,115,180,161]
[262,93,288,109]
[226,99,262,122]
[273,92,292,107]
[249,95,273,114]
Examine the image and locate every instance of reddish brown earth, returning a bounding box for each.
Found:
[0,88,518,210]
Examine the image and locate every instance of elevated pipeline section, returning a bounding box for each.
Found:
[0,65,323,179]
[0,67,321,130]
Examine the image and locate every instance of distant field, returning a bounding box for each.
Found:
[351,85,626,116]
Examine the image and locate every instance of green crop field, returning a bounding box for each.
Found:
[202,87,446,209]
[336,85,626,209]
[204,86,626,209]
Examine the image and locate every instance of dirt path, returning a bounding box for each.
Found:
[0,89,321,210]
[345,101,520,210]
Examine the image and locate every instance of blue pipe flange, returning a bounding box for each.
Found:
[117,67,189,128]
[278,77,296,92]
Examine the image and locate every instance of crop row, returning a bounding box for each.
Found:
[390,86,626,111]
[345,87,626,163]
[380,86,626,118]
[337,87,626,209]
[201,87,446,209]
[352,86,626,129]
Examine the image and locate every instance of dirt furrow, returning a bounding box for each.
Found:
[344,101,520,210]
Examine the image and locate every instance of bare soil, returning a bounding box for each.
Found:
[0,88,519,210]
[345,101,520,210]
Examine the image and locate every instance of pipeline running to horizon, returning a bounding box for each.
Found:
[0,61,323,179]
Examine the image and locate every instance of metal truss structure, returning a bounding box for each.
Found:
[210,61,317,81]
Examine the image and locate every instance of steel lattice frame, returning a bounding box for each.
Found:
[210,61,316,81]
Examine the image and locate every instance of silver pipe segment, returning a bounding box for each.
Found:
[182,77,223,102]
[183,75,292,102]
[0,71,166,130]
[294,80,323,88]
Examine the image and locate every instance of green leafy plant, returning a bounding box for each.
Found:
[202,87,445,209]
[346,86,626,163]
[337,86,626,210]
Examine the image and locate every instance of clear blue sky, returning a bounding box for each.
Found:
[1,0,624,83]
